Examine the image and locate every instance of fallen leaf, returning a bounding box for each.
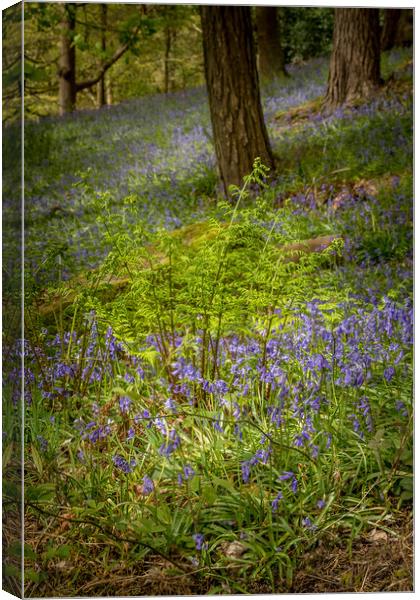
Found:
[367,528,388,543]
[220,540,247,559]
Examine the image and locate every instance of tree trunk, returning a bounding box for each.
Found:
[394,9,413,47]
[164,26,172,94]
[106,77,113,105]
[325,8,380,110]
[255,7,287,82]
[381,9,402,51]
[58,4,77,115]
[97,3,107,107]
[201,6,275,196]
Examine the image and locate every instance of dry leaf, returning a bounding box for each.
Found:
[58,512,74,532]
[220,540,247,559]
[367,528,388,543]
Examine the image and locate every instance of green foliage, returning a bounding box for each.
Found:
[282,7,334,63]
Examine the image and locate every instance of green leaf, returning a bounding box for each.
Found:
[31,444,44,476]
[156,504,171,524]
[212,477,235,492]
[137,518,166,534]
[202,485,217,505]
[26,569,43,583]
[2,443,14,469]
[26,483,56,503]
[400,477,413,491]
[45,544,71,560]
[190,475,200,494]
[4,564,20,578]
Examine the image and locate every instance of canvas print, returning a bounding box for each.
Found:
[2,2,413,596]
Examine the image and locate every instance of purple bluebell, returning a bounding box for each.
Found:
[183,465,195,480]
[142,475,154,495]
[37,435,48,452]
[384,366,395,382]
[302,516,317,530]
[113,454,136,473]
[159,429,180,457]
[164,397,177,413]
[119,396,131,414]
[192,533,207,551]
[271,491,283,513]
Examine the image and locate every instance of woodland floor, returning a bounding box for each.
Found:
[18,508,412,595]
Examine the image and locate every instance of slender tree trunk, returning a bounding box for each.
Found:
[164,26,172,94]
[58,4,77,115]
[394,9,413,47]
[381,9,402,51]
[58,5,139,114]
[325,8,381,109]
[97,4,107,107]
[106,77,113,105]
[201,6,274,196]
[255,7,287,82]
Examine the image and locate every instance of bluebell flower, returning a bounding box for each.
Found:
[164,397,177,413]
[241,460,251,483]
[113,454,136,473]
[234,424,243,440]
[183,465,195,480]
[124,372,135,384]
[37,435,48,452]
[142,475,154,495]
[302,516,317,530]
[271,491,283,513]
[192,533,207,551]
[159,429,180,457]
[119,396,131,414]
[278,471,294,481]
[384,366,395,382]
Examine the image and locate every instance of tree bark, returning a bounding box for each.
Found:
[255,7,287,82]
[381,9,402,51]
[58,4,77,115]
[164,26,173,94]
[97,3,107,107]
[325,8,381,110]
[394,9,413,47]
[201,6,275,196]
[58,5,140,113]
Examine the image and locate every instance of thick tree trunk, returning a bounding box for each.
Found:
[58,4,77,115]
[381,9,402,51]
[325,8,380,109]
[201,6,275,196]
[97,4,107,108]
[255,7,287,82]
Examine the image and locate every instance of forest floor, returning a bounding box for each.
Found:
[3,48,413,596]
